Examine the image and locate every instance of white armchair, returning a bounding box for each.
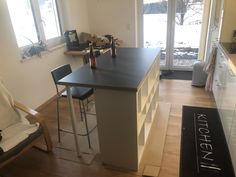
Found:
[0,80,52,168]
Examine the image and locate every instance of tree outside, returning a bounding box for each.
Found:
[176,0,203,25]
[144,0,203,26]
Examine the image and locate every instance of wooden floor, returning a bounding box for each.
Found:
[0,79,216,177]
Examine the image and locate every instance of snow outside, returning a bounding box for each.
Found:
[143,1,203,67]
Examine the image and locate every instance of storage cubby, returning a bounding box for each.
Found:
[139,125,145,146]
[136,54,160,164]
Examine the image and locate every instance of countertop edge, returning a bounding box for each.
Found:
[219,43,236,75]
[57,81,138,92]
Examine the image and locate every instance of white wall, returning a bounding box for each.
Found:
[0,0,90,109]
[59,0,90,33]
[87,0,137,47]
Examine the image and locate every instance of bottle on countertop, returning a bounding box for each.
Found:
[0,130,2,142]
[111,36,117,58]
[89,43,96,69]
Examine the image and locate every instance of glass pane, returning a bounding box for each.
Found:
[38,0,61,40]
[143,0,168,67]
[173,0,204,68]
[6,0,38,47]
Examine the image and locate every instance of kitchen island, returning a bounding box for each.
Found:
[58,48,160,170]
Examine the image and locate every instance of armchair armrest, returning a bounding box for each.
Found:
[14,101,38,116]
[14,101,43,124]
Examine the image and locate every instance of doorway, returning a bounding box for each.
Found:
[143,0,205,70]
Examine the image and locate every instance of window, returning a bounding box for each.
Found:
[6,0,62,48]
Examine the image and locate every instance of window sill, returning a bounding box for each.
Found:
[48,43,66,51]
[20,43,66,63]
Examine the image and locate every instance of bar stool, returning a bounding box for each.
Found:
[51,64,96,148]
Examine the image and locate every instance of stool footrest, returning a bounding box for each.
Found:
[59,126,97,137]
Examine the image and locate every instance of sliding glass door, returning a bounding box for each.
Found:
[173,0,204,69]
[143,0,168,67]
[143,0,205,70]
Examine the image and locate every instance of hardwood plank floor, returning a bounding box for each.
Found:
[0,79,216,177]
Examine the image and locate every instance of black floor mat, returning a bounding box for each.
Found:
[160,70,192,80]
[180,106,235,177]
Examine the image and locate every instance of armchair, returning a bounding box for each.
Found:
[0,81,52,168]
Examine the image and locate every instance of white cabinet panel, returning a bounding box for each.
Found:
[229,104,236,172]
[214,45,236,172]
[227,62,236,172]
[220,65,236,141]
[213,49,228,108]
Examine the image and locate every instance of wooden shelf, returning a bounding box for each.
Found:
[64,48,110,57]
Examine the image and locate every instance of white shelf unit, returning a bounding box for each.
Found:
[95,54,160,171]
[137,56,160,165]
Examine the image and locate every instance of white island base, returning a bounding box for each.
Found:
[98,102,171,176]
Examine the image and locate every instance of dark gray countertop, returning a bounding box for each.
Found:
[58,48,160,91]
[220,42,236,54]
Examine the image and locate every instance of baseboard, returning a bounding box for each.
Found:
[36,95,57,112]
[35,88,67,112]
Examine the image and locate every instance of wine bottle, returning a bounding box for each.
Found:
[111,36,117,58]
[89,43,96,69]
[0,130,2,142]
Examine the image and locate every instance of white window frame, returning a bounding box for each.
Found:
[7,0,63,50]
[32,0,63,47]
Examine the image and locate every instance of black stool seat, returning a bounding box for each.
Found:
[61,87,93,100]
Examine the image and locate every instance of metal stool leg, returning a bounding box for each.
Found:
[86,98,89,111]
[82,100,92,149]
[56,95,61,143]
[79,100,84,121]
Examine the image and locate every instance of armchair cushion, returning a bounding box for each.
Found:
[0,122,39,154]
[0,80,39,155]
[0,126,42,162]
